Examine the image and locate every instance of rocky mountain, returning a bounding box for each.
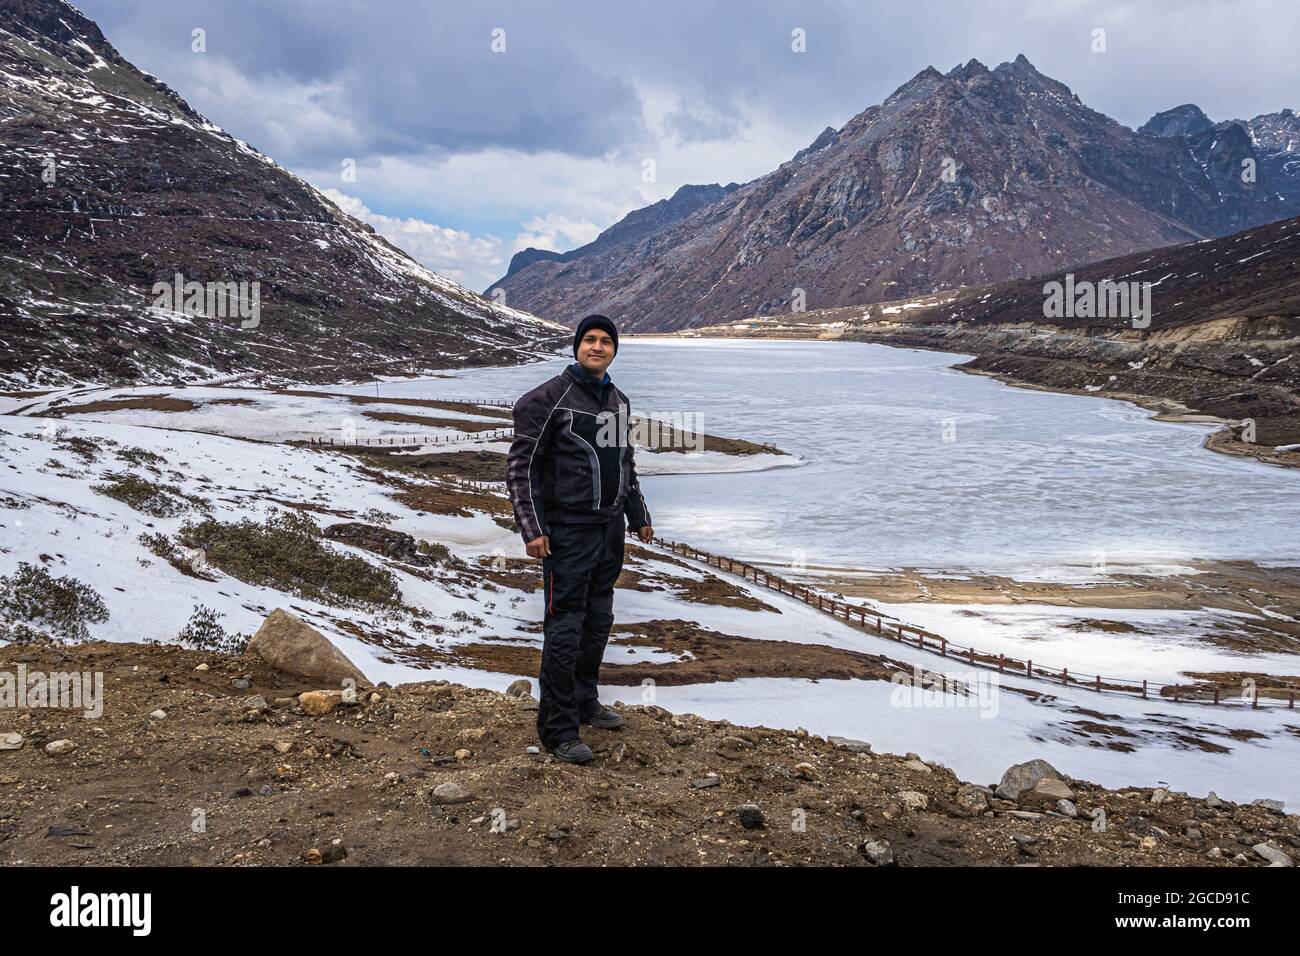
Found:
[491,181,740,290]
[489,56,1300,333]
[0,0,567,387]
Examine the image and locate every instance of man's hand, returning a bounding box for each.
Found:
[525,534,551,558]
[634,525,653,543]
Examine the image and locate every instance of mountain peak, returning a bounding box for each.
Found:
[1138,103,1214,138]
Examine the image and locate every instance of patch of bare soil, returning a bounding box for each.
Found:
[4,640,1295,866]
[638,418,784,457]
[275,389,512,420]
[362,411,508,433]
[621,544,778,611]
[377,449,506,481]
[38,396,197,416]
[445,619,901,687]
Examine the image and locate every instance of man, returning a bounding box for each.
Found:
[505,314,653,764]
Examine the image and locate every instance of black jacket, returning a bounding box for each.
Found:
[506,363,652,543]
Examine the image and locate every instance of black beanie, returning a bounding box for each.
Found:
[572,313,618,359]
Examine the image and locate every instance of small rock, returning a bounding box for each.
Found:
[526,746,540,755]
[149,709,166,720]
[736,804,765,830]
[1206,846,1224,860]
[1150,787,1173,804]
[429,781,475,805]
[1206,791,1224,808]
[299,690,342,716]
[44,739,76,755]
[505,679,532,698]
[690,776,721,789]
[995,758,1065,801]
[828,735,872,754]
[860,840,895,866]
[244,695,269,712]
[231,678,252,691]
[0,733,23,751]
[193,663,209,672]
[902,758,932,774]
[1252,798,1286,815]
[954,785,989,816]
[368,693,382,704]
[272,741,292,754]
[794,762,817,781]
[1253,842,1293,866]
[1021,778,1075,804]
[1057,799,1078,818]
[454,748,472,760]
[896,790,929,811]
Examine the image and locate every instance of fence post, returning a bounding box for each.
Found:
[1142,680,1147,699]
[1094,674,1101,692]
[1062,667,1068,685]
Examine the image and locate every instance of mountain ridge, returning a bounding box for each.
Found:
[488,55,1299,332]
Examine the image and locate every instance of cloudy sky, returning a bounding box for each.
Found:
[78,0,1299,292]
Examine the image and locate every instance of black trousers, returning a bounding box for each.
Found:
[537,516,624,748]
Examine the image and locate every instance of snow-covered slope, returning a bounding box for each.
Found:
[0,0,567,386]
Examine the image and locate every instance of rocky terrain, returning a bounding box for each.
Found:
[0,0,567,386]
[667,214,1300,465]
[489,56,1299,332]
[2,629,1297,867]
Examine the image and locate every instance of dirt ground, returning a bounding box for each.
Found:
[1,640,1296,867]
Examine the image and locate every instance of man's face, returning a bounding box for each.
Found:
[577,329,614,375]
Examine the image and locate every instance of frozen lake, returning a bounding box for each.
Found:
[334,338,1300,578]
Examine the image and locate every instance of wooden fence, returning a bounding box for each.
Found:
[650,536,1299,712]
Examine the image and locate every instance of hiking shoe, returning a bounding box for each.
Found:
[582,705,625,730]
[550,739,594,764]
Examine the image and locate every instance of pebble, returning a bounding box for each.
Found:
[1252,799,1286,815]
[735,804,765,830]
[0,733,23,751]
[1057,799,1078,818]
[231,678,251,690]
[193,663,209,672]
[902,758,932,774]
[860,840,895,866]
[299,690,342,716]
[896,790,929,811]
[1252,842,1294,866]
[1150,787,1173,804]
[690,775,721,789]
[44,739,76,755]
[429,781,475,805]
[149,710,166,720]
[794,762,817,781]
[505,679,532,698]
